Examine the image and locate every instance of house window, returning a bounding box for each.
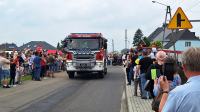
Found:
[185,42,191,47]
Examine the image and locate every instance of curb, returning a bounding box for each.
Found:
[123,68,133,112]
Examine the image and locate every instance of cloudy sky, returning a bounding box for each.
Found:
[0,0,200,52]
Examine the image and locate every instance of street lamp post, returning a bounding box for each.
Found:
[152,1,177,60]
[152,1,168,7]
[152,1,171,48]
[127,40,131,49]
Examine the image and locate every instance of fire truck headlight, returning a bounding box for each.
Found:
[97,62,103,67]
[67,62,72,66]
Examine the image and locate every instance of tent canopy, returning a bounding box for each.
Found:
[47,50,63,55]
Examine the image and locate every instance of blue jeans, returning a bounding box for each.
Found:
[0,69,2,85]
[140,73,149,98]
[34,67,41,80]
[48,64,54,72]
[128,66,134,84]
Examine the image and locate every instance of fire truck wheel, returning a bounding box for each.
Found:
[104,68,107,75]
[98,71,104,78]
[68,72,75,79]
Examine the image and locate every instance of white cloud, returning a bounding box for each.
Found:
[0,0,199,52]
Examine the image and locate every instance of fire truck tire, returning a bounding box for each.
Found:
[68,72,75,79]
[98,71,104,78]
[104,68,107,75]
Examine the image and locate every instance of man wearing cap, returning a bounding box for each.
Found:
[159,47,200,112]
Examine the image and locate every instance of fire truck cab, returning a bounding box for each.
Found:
[64,33,108,79]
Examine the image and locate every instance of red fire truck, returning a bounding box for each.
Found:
[64,33,108,78]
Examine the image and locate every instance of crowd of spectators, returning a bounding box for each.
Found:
[124,47,187,112]
[0,50,66,88]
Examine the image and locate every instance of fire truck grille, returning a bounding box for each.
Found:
[74,54,95,59]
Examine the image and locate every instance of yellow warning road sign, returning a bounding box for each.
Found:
[168,7,193,29]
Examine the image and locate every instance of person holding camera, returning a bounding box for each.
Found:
[151,57,181,112]
[153,57,181,97]
[159,47,200,112]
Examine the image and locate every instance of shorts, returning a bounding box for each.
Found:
[2,70,10,79]
[48,64,54,72]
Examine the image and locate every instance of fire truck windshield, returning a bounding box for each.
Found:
[67,38,99,50]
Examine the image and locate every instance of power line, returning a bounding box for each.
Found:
[185,1,200,12]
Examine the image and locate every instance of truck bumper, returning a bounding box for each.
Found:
[66,62,104,72]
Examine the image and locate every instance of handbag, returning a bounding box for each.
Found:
[151,92,163,111]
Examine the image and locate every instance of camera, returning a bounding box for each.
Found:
[163,62,176,81]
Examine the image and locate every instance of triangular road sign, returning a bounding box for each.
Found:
[168,7,193,29]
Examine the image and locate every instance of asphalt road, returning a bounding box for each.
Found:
[0,66,125,112]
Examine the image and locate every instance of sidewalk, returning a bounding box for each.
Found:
[124,68,154,112]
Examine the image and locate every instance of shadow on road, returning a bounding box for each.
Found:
[73,72,106,80]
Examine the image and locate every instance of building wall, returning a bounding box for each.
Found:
[153,28,172,46]
[154,29,171,41]
[169,40,200,51]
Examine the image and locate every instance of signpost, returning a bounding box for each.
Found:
[167,7,193,61]
[168,7,193,29]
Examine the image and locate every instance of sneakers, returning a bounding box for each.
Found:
[141,97,147,99]
[127,83,131,85]
[3,85,10,88]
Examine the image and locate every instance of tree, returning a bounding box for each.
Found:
[143,37,151,47]
[57,42,61,50]
[133,29,143,46]
[150,41,163,48]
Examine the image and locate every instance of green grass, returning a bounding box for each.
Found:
[21,75,32,81]
[0,75,32,83]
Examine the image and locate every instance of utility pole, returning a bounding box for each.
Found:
[125,29,128,49]
[163,6,177,60]
[162,6,172,47]
[152,1,177,60]
[112,39,114,53]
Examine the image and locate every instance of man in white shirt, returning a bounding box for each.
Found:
[0,51,10,87]
[159,47,200,112]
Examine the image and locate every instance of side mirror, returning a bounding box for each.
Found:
[104,43,107,49]
[61,40,68,47]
